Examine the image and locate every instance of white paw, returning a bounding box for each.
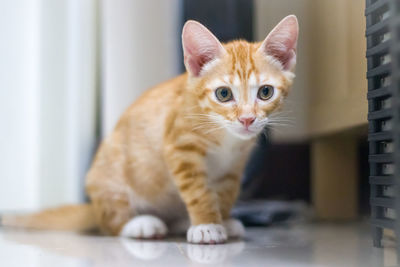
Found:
[223,218,245,238]
[187,224,227,244]
[120,215,167,239]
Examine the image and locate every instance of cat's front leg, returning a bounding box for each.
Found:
[164,142,227,244]
[215,173,245,239]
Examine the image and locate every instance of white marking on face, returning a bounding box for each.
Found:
[223,75,230,84]
[232,74,241,88]
[260,75,279,87]
[248,73,257,87]
[208,79,226,89]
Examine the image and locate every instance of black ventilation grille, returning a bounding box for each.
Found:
[366,0,400,247]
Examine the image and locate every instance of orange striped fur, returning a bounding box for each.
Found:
[3,16,298,244]
[87,16,298,237]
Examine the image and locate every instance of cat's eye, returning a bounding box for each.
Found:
[257,85,274,100]
[215,87,233,102]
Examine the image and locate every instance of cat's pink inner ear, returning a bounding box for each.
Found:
[182,21,224,76]
[259,15,299,70]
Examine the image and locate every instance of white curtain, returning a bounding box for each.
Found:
[0,0,99,211]
[0,0,182,211]
[0,0,42,211]
[101,0,182,136]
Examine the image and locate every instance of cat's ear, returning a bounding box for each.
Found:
[182,20,225,77]
[258,15,299,71]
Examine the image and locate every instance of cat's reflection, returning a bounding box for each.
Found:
[2,229,245,266]
[120,238,245,264]
[120,238,168,260]
[185,242,245,264]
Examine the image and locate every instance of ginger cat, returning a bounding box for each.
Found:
[1,15,298,244]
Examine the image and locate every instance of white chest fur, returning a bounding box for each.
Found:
[205,133,252,182]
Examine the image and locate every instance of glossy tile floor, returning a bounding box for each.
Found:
[0,222,396,267]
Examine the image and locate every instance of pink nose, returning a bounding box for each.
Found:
[238,116,255,128]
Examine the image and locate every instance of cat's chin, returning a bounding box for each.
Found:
[227,128,259,140]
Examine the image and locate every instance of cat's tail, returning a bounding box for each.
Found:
[0,204,97,232]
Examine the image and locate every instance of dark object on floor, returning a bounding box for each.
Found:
[232,200,308,227]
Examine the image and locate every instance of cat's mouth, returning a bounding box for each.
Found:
[239,128,255,135]
[228,126,259,140]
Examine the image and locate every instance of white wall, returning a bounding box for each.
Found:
[254,0,311,142]
[101,0,182,136]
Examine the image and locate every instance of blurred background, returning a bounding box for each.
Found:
[0,0,367,224]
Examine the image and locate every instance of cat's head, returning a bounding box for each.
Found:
[182,15,298,140]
